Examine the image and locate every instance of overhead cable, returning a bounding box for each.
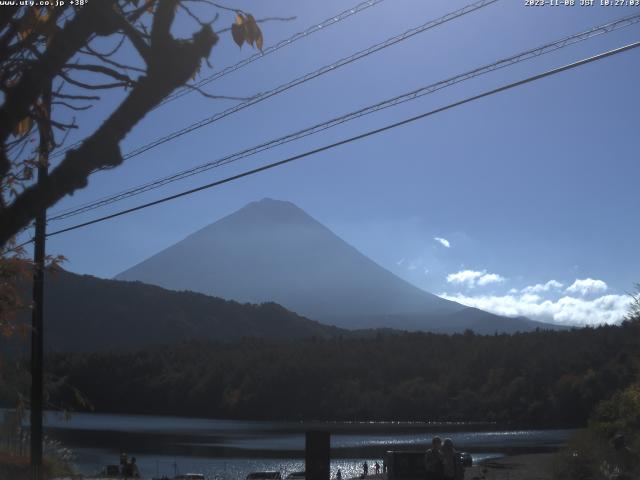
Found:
[45,40,640,238]
[49,12,640,222]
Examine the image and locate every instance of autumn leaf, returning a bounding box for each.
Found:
[231,13,245,48]
[34,7,50,23]
[18,8,56,42]
[17,9,37,40]
[13,117,31,137]
[255,27,263,51]
[243,14,260,48]
[231,12,263,50]
[22,166,33,181]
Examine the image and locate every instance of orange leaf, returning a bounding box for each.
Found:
[243,14,259,48]
[231,22,244,48]
[34,7,50,23]
[13,117,31,137]
[255,24,263,51]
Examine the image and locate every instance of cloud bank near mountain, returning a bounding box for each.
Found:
[440,276,631,326]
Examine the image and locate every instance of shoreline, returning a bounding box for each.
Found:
[47,452,559,480]
[467,452,556,480]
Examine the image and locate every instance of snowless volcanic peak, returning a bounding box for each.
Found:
[116,198,556,333]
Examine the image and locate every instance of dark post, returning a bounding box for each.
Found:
[30,152,46,480]
[30,84,51,480]
[306,431,330,480]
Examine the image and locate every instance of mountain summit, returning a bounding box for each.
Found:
[116,198,552,333]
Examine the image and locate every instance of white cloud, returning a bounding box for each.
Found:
[477,273,505,286]
[439,291,631,327]
[521,280,564,294]
[520,293,542,303]
[446,269,505,288]
[396,258,405,266]
[434,237,451,248]
[566,278,608,297]
[447,270,484,287]
[424,268,430,276]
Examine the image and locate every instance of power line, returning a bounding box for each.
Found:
[122,0,498,161]
[50,0,499,165]
[48,12,640,222]
[50,0,386,159]
[161,0,387,107]
[44,40,640,239]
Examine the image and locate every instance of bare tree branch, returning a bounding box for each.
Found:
[0,1,119,145]
[58,70,131,90]
[53,92,100,101]
[0,11,219,246]
[114,12,151,63]
[63,63,137,85]
[183,83,257,101]
[51,101,93,112]
[81,43,146,73]
[82,33,127,58]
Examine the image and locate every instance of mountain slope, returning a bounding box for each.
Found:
[116,198,556,333]
[31,270,343,352]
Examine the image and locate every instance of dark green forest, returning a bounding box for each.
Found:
[20,270,343,353]
[33,320,640,427]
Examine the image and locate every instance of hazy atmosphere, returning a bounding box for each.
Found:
[2,0,640,479]
[27,0,639,327]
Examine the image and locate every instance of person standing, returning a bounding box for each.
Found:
[120,452,128,477]
[129,457,140,478]
[441,439,463,480]
[424,436,444,480]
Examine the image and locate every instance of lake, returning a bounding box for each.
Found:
[36,411,575,479]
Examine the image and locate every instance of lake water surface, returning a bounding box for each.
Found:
[38,412,575,479]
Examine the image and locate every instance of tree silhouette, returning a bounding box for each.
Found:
[0,0,267,248]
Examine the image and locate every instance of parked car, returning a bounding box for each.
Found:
[246,472,282,480]
[285,471,305,480]
[458,451,473,467]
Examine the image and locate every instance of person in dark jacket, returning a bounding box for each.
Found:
[424,436,444,480]
[441,439,463,480]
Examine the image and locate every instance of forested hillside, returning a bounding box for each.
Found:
[42,320,640,426]
[16,270,344,352]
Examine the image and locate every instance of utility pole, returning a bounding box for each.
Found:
[31,83,51,480]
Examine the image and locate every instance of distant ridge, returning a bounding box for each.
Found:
[117,198,559,334]
[31,269,343,352]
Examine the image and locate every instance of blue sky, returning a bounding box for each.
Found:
[30,0,640,325]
